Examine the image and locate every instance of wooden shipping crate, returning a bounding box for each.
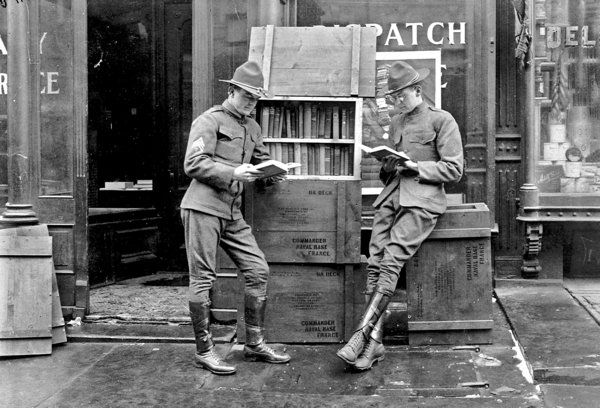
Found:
[406,203,493,345]
[249,25,376,97]
[236,263,362,343]
[245,180,361,264]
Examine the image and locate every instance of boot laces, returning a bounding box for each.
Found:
[348,332,364,349]
[260,343,278,356]
[362,339,376,356]
[205,348,224,365]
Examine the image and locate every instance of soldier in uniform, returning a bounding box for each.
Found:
[337,61,464,370]
[181,61,291,375]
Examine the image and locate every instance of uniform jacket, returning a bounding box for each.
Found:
[372,102,463,214]
[180,100,270,220]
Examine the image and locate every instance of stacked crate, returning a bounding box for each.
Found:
[235,25,376,343]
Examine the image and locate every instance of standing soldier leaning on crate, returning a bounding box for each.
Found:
[337,61,464,370]
[180,61,291,375]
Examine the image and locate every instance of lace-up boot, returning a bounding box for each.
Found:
[354,310,389,371]
[336,289,390,365]
[190,301,236,375]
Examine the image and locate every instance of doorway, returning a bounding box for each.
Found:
[86,0,192,321]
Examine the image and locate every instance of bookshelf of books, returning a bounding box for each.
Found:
[255,96,362,180]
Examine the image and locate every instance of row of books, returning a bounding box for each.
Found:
[266,142,353,176]
[258,103,355,140]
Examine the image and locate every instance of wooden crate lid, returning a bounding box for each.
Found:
[249,25,376,97]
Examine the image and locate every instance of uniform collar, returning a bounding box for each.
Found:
[222,100,247,123]
[406,101,428,116]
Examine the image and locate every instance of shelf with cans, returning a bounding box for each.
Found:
[254,96,362,180]
[534,47,600,195]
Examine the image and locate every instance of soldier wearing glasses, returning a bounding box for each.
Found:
[337,61,464,370]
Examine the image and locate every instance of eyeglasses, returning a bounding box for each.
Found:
[389,87,415,102]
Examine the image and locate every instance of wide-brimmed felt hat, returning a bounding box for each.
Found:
[219,61,271,98]
[385,60,430,95]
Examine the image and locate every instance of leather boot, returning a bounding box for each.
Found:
[243,294,291,364]
[189,302,236,375]
[336,289,390,365]
[354,309,389,371]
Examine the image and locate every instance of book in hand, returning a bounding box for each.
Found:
[360,144,410,162]
[251,160,302,178]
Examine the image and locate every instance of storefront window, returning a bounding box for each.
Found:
[297,0,487,200]
[39,0,74,196]
[211,0,250,105]
[535,0,600,195]
[88,0,154,204]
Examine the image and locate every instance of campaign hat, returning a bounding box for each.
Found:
[219,61,271,98]
[386,61,430,95]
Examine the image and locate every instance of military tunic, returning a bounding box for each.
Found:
[181,100,271,304]
[366,102,464,295]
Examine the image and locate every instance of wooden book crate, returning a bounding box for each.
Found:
[245,180,361,264]
[406,203,493,345]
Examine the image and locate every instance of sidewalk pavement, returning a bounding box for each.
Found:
[495,278,600,408]
[3,297,543,408]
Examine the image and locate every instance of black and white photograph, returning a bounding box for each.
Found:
[2,1,600,407]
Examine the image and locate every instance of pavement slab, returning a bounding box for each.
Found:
[539,384,600,408]
[495,279,600,385]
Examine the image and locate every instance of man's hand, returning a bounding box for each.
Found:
[269,174,287,183]
[399,159,418,172]
[233,163,262,182]
[381,156,402,172]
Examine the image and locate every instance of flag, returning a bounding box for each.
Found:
[513,0,531,70]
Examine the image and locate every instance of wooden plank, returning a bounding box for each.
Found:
[0,338,51,356]
[428,228,492,239]
[0,251,53,356]
[358,27,376,97]
[268,68,356,97]
[262,24,274,90]
[0,236,52,257]
[0,329,52,338]
[336,181,345,262]
[343,264,354,340]
[249,26,376,97]
[350,25,360,96]
[51,270,67,345]
[409,320,494,331]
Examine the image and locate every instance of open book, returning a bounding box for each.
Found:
[360,144,410,162]
[251,160,302,178]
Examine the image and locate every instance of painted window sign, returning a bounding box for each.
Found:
[334,22,467,46]
[0,34,61,95]
[546,26,600,48]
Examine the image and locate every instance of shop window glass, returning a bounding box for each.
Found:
[297,0,484,200]
[211,0,249,105]
[535,0,600,195]
[88,0,154,204]
[39,0,74,196]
